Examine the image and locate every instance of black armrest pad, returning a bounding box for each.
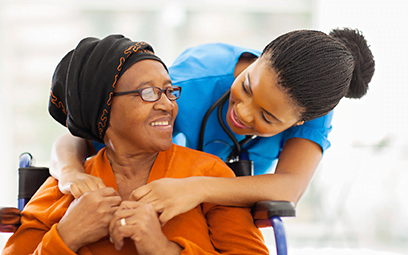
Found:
[251,201,296,220]
[18,167,50,200]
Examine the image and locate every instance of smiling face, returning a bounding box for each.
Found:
[105,59,178,154]
[227,57,304,137]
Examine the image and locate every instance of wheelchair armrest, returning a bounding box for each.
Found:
[251,201,296,228]
[18,166,50,211]
[0,207,21,233]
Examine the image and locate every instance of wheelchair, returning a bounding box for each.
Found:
[1,152,296,255]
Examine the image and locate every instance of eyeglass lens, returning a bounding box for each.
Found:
[141,87,180,102]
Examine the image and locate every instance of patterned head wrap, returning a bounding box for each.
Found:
[49,34,167,143]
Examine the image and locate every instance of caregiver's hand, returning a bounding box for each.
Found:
[59,170,106,199]
[109,201,182,254]
[129,177,204,226]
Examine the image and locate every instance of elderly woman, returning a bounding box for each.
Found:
[2,35,268,254]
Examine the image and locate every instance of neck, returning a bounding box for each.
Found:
[106,148,158,179]
[106,148,158,200]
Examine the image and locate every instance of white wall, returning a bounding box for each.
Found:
[289,1,408,253]
[1,0,407,254]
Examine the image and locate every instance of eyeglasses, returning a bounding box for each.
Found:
[113,85,181,102]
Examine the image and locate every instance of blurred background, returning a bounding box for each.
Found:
[0,0,407,254]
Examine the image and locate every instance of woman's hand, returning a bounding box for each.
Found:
[129,177,204,226]
[109,201,182,255]
[58,170,107,199]
[57,187,121,252]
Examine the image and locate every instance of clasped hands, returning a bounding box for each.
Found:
[59,173,203,226]
[56,187,181,254]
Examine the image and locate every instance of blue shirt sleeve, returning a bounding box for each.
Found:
[282,110,334,153]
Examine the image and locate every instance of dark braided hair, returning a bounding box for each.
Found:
[261,28,375,121]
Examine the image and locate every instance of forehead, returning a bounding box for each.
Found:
[249,59,301,122]
[116,59,170,90]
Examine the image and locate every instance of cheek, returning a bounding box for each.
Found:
[253,121,289,137]
[108,103,123,127]
[121,105,149,128]
[172,102,179,120]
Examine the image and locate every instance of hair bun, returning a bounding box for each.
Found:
[329,28,375,99]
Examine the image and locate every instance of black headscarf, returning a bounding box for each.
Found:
[49,34,167,143]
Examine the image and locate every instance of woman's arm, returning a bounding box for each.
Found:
[50,132,105,198]
[203,137,322,206]
[132,137,321,225]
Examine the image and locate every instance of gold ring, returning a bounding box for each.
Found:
[120,218,126,226]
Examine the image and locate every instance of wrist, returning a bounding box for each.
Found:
[60,165,84,177]
[56,222,82,252]
[160,241,182,255]
[195,177,212,203]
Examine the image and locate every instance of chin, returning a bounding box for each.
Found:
[155,140,173,152]
[232,129,256,136]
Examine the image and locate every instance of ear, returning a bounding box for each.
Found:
[295,121,304,126]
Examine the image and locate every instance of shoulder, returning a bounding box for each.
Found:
[169,43,261,83]
[282,111,334,152]
[24,177,63,210]
[170,144,235,177]
[172,143,223,163]
[23,177,73,226]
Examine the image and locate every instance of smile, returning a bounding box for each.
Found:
[150,121,169,126]
[229,108,250,129]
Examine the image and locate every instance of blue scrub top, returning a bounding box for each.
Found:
[94,43,333,175]
[170,43,332,175]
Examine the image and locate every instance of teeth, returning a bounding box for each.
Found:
[234,111,244,124]
[150,121,169,126]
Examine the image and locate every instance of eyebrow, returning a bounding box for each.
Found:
[135,79,172,89]
[135,81,152,89]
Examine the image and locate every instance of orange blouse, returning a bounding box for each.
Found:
[2,144,268,254]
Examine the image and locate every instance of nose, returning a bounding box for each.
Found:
[154,92,175,112]
[235,101,254,124]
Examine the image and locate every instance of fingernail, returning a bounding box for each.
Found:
[109,237,113,243]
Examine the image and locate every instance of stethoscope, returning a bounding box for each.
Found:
[198,89,258,163]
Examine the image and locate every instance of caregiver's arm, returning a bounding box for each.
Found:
[203,137,322,206]
[133,137,321,225]
[50,132,104,198]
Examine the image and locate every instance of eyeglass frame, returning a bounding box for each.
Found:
[112,85,182,102]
